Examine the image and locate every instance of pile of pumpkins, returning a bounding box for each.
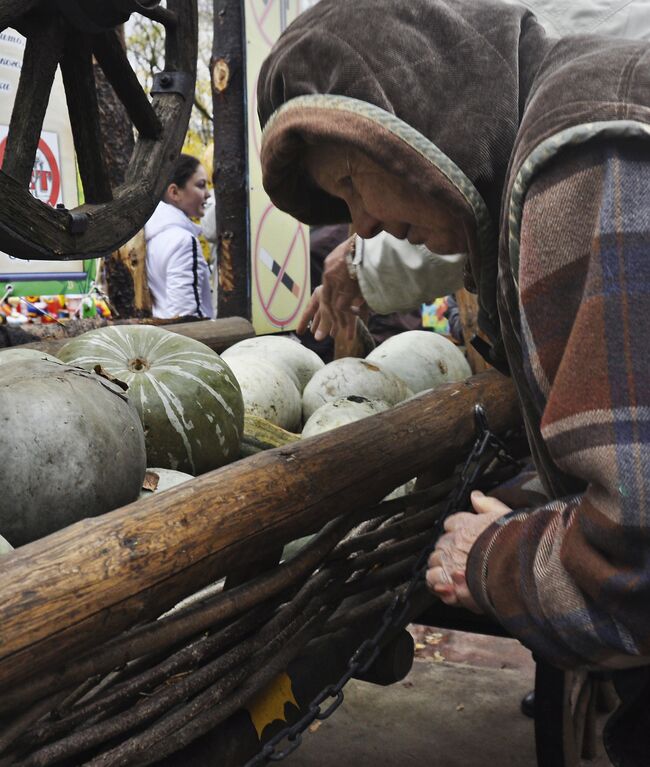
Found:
[0,325,469,551]
[0,326,244,547]
[222,329,471,437]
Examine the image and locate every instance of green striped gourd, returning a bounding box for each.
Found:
[59,326,244,475]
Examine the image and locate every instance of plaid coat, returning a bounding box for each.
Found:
[465,27,650,678]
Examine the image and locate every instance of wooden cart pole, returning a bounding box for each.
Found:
[0,370,519,694]
[211,0,251,319]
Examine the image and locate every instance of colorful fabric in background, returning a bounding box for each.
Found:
[421,297,450,334]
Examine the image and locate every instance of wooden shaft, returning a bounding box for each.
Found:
[0,370,519,692]
[60,27,113,204]
[212,0,250,319]
[92,30,162,140]
[2,14,65,187]
[12,316,255,356]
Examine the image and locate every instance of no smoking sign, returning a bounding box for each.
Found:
[253,204,309,329]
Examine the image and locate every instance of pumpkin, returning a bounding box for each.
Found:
[302,357,413,421]
[59,326,244,475]
[0,348,59,365]
[222,335,324,392]
[0,359,146,546]
[301,396,389,438]
[366,330,471,394]
[225,356,302,432]
[0,534,13,556]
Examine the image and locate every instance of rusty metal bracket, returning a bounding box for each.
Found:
[151,71,195,100]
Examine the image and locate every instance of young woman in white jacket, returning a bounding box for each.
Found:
[145,154,214,320]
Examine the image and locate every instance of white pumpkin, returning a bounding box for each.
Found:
[0,359,147,546]
[222,335,324,392]
[302,396,389,438]
[139,467,194,499]
[0,348,59,365]
[366,330,471,394]
[302,357,413,421]
[59,326,244,475]
[225,356,302,432]
[0,534,13,556]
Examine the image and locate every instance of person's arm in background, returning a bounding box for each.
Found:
[201,194,217,244]
[298,232,466,339]
[431,142,650,669]
[356,233,466,313]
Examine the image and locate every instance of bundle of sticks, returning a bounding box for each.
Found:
[0,371,521,767]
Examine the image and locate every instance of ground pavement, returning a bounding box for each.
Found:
[286,627,613,767]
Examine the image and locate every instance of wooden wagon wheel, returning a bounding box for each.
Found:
[0,0,197,261]
[534,661,617,767]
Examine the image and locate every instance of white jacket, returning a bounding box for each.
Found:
[145,201,214,320]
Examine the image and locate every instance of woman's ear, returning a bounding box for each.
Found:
[164,183,180,205]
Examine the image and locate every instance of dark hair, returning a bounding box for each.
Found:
[167,153,200,189]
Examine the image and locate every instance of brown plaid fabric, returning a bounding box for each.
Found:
[467,140,650,670]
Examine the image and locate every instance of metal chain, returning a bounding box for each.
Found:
[245,405,521,766]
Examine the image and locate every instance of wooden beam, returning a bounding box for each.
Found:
[10,317,255,356]
[211,0,250,319]
[0,370,519,693]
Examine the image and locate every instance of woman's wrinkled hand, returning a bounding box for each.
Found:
[425,491,512,613]
[297,237,366,340]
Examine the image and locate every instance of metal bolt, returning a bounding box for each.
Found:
[159,73,173,88]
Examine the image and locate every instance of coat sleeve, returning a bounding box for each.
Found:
[355,232,466,314]
[466,142,650,669]
[165,232,205,319]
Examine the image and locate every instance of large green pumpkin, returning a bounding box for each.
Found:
[0,358,146,546]
[59,326,244,475]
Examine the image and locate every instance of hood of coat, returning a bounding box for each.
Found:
[144,201,202,243]
[259,0,551,230]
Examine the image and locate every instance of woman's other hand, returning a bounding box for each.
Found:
[425,491,512,612]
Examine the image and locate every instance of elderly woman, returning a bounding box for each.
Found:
[257,0,650,761]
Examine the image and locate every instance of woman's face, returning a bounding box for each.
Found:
[303,144,467,254]
[169,164,210,219]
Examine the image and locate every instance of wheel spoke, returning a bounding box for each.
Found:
[0,0,40,32]
[92,30,162,140]
[2,13,64,187]
[60,28,113,204]
[136,5,178,27]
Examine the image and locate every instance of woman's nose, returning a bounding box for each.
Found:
[351,208,382,239]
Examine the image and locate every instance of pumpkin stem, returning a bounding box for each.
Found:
[128,357,150,373]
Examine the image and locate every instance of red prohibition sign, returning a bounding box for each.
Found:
[0,136,61,207]
[248,0,289,49]
[254,203,308,328]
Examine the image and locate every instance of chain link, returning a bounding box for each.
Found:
[245,405,520,766]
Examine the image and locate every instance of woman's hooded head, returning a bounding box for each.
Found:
[258,0,550,334]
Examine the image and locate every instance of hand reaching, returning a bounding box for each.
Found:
[298,236,366,340]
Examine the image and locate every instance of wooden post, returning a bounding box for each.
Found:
[211,0,250,319]
[456,288,492,373]
[0,370,518,692]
